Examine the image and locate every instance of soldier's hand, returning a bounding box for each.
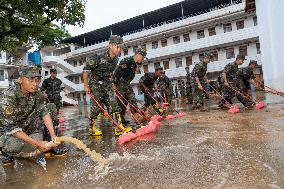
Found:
[84,85,91,94]
[198,84,203,90]
[36,141,52,152]
[224,82,229,87]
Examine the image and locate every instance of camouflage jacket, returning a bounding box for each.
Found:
[0,82,49,136]
[139,72,158,92]
[191,61,207,84]
[223,61,239,83]
[185,72,191,86]
[113,56,137,85]
[41,77,64,99]
[83,50,119,83]
[156,74,171,91]
[236,67,255,82]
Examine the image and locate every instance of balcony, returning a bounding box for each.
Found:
[42,56,83,74]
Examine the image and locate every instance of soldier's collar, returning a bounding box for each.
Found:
[15,82,26,98]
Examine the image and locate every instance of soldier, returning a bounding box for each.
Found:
[235,60,258,107]
[185,66,193,104]
[0,66,61,166]
[191,52,213,111]
[113,47,147,124]
[179,80,186,98]
[139,66,165,115]
[83,35,132,136]
[218,54,245,108]
[156,71,172,103]
[41,68,65,112]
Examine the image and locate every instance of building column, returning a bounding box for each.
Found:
[256,0,284,103]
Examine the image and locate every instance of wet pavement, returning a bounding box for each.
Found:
[1,98,284,189]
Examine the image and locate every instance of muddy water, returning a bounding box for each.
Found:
[1,99,284,189]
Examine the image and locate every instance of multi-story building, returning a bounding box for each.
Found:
[41,0,262,105]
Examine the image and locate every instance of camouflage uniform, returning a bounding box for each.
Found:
[0,82,50,156]
[219,62,239,106]
[113,56,138,114]
[190,61,208,107]
[185,68,193,104]
[41,77,64,111]
[235,66,255,106]
[179,81,186,98]
[156,74,172,103]
[139,72,159,107]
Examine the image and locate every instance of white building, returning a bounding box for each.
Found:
[41,0,262,105]
[0,47,30,92]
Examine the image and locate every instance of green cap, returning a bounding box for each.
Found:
[50,68,57,73]
[204,52,214,58]
[109,35,123,46]
[19,66,41,78]
[135,47,147,58]
[155,66,163,72]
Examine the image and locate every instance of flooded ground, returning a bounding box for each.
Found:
[1,95,284,189]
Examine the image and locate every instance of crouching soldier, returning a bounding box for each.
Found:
[0,66,63,166]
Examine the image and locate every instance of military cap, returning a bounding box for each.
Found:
[236,54,246,60]
[204,52,214,58]
[19,66,41,78]
[249,60,258,66]
[135,47,147,57]
[50,68,57,73]
[155,66,163,72]
[109,35,123,45]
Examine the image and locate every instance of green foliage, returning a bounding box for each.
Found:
[0,0,86,52]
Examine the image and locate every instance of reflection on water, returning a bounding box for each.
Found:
[1,101,284,189]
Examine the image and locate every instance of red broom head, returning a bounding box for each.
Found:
[118,132,137,145]
[151,115,163,121]
[228,105,240,114]
[255,101,265,110]
[165,115,176,120]
[161,103,170,107]
[177,112,186,117]
[58,111,63,115]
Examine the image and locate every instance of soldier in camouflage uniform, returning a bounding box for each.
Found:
[235,60,258,107]
[218,54,245,108]
[156,72,172,103]
[41,69,65,112]
[0,66,61,166]
[185,66,193,104]
[83,35,132,136]
[113,48,147,124]
[190,52,213,111]
[179,80,186,98]
[139,66,165,115]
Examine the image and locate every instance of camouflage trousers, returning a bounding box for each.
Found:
[186,85,193,103]
[43,103,59,141]
[144,89,156,108]
[159,89,172,104]
[116,83,138,114]
[47,95,62,112]
[191,82,205,107]
[89,82,122,119]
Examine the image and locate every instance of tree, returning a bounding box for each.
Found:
[35,23,71,48]
[0,0,87,52]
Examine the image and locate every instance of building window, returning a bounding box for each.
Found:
[183,33,190,42]
[163,61,169,70]
[152,41,158,49]
[154,62,161,69]
[123,48,129,56]
[239,45,248,56]
[197,30,205,39]
[236,20,244,30]
[141,44,147,50]
[223,23,232,33]
[161,39,167,47]
[211,51,218,61]
[208,27,216,36]
[143,65,149,73]
[253,16,257,26]
[256,43,261,54]
[186,56,192,66]
[133,46,138,53]
[175,58,183,68]
[173,36,180,44]
[199,53,204,61]
[0,70,4,81]
[226,48,235,59]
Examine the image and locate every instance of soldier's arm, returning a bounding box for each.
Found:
[113,61,125,84]
[40,79,47,92]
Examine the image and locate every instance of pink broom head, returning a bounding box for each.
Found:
[58,117,65,123]
[255,101,265,110]
[161,103,170,107]
[58,111,63,115]
[228,105,240,114]
[150,115,163,121]
[137,133,155,141]
[118,132,137,145]
[165,115,176,120]
[147,121,161,129]
[177,112,186,117]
